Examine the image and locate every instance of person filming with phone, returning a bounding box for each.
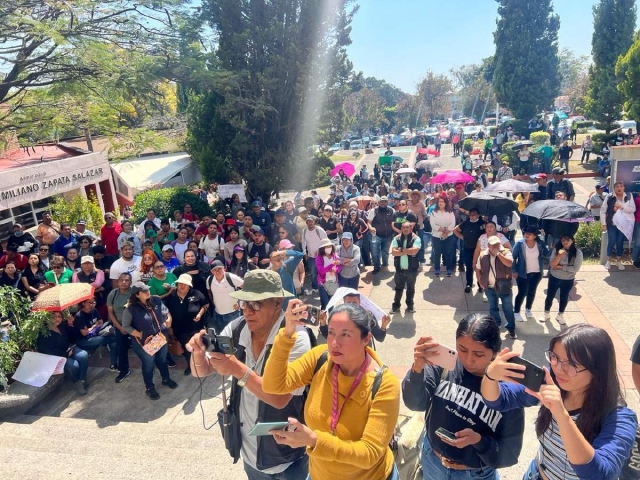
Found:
[186,269,311,479]
[481,324,637,480]
[402,313,525,479]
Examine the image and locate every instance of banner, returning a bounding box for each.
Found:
[324,287,386,326]
[613,159,640,194]
[217,184,247,202]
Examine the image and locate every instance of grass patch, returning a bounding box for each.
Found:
[330,153,359,163]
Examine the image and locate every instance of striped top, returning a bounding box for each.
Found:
[537,411,580,480]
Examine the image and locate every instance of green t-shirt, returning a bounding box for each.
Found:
[147,273,177,296]
[44,268,73,285]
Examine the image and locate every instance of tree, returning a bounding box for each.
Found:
[450,59,496,119]
[586,0,637,132]
[187,0,358,202]
[343,88,387,137]
[558,48,591,114]
[415,71,453,125]
[617,31,640,122]
[492,0,561,120]
[362,77,408,107]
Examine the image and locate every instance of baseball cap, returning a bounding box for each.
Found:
[324,205,333,211]
[251,200,262,207]
[80,255,94,264]
[162,244,174,252]
[595,183,604,189]
[537,173,547,178]
[379,196,389,201]
[297,206,307,213]
[279,239,295,249]
[229,269,294,301]
[176,273,193,286]
[209,260,225,270]
[104,212,115,219]
[252,226,264,234]
[487,236,502,245]
[120,241,134,250]
[131,282,150,295]
[76,219,86,225]
[342,232,353,240]
[233,244,245,252]
[275,209,286,216]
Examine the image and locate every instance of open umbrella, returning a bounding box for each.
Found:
[415,159,442,170]
[396,167,417,175]
[331,162,355,178]
[356,195,375,208]
[520,215,580,239]
[484,178,540,193]
[511,140,535,151]
[521,200,592,222]
[416,148,429,155]
[430,170,475,185]
[32,283,95,312]
[458,191,519,216]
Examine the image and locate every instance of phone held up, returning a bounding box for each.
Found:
[507,356,544,392]
[430,344,458,371]
[298,305,321,326]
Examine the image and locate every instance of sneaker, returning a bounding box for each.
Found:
[75,380,87,395]
[514,312,525,322]
[539,312,550,322]
[303,289,311,296]
[458,264,465,272]
[464,285,471,293]
[109,364,118,372]
[604,261,611,270]
[507,331,518,340]
[162,378,178,389]
[525,309,533,318]
[146,387,160,400]
[446,271,452,277]
[634,260,640,270]
[167,359,177,368]
[406,307,416,313]
[115,370,131,383]
[482,292,488,303]
[555,313,566,325]
[617,260,625,271]
[390,306,400,313]
[372,268,380,274]
[434,270,440,276]
[184,367,191,376]
[312,289,319,294]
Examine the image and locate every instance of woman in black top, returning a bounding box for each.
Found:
[65,246,81,272]
[36,311,89,394]
[172,249,210,299]
[21,253,47,298]
[228,244,256,278]
[0,261,22,289]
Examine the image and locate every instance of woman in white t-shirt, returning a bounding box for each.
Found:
[170,227,190,264]
[511,226,550,322]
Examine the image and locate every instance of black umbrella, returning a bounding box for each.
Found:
[521,200,592,221]
[458,191,519,216]
[511,140,535,151]
[520,215,579,239]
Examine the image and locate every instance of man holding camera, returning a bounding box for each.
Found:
[187,269,311,479]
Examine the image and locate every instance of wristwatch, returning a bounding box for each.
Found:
[237,367,252,387]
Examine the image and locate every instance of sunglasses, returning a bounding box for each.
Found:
[39,248,49,252]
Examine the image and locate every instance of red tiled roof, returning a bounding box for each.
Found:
[0,144,87,170]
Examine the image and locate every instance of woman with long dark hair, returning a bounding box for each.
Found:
[511,226,550,322]
[540,235,583,325]
[64,247,81,272]
[481,324,637,480]
[0,261,22,288]
[403,313,525,479]
[430,196,456,277]
[227,244,256,278]
[21,253,47,298]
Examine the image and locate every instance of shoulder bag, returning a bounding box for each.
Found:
[489,260,512,296]
[137,306,167,356]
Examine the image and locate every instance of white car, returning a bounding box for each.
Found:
[370,136,383,147]
[350,139,363,150]
[328,143,341,154]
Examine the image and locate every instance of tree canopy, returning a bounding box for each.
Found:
[492,0,561,120]
[616,31,640,121]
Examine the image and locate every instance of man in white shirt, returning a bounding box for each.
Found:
[109,242,141,288]
[199,222,225,262]
[301,216,327,294]
[206,260,243,330]
[135,208,162,238]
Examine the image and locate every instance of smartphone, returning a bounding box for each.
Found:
[435,427,457,442]
[248,421,290,436]
[430,344,458,371]
[507,356,544,392]
[298,305,321,326]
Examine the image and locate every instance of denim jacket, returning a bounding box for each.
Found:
[511,238,550,278]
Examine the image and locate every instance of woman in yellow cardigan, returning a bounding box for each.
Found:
[262,301,400,480]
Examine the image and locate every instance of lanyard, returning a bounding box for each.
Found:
[330,355,370,435]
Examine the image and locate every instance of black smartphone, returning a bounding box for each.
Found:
[507,356,544,392]
[298,305,321,326]
[435,427,457,442]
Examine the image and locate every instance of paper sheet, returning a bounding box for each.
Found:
[324,287,386,326]
[11,351,66,388]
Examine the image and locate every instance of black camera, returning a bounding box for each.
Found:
[201,328,235,355]
[128,236,135,242]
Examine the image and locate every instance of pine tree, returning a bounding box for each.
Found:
[492,0,561,120]
[586,0,637,132]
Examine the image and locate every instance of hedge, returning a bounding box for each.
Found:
[591,133,616,154]
[575,121,594,129]
[575,221,602,258]
[132,187,213,222]
[530,131,550,146]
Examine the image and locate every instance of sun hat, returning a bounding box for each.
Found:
[319,238,334,249]
[81,256,94,264]
[176,274,193,287]
[229,269,294,301]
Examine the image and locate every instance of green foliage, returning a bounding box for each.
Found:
[530,132,550,146]
[363,77,408,107]
[312,167,332,189]
[309,154,336,189]
[344,88,388,136]
[49,192,108,233]
[493,0,561,120]
[575,121,594,129]
[132,187,212,222]
[558,48,591,113]
[616,31,640,121]
[591,133,617,153]
[500,141,518,167]
[450,59,496,118]
[463,139,473,153]
[502,119,530,136]
[0,341,21,388]
[575,222,603,258]
[586,0,636,132]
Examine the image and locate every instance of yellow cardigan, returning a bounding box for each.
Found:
[263,330,400,480]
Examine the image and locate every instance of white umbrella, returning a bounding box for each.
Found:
[484,178,540,193]
[396,167,417,175]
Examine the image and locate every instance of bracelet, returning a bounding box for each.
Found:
[193,354,208,367]
[484,366,498,382]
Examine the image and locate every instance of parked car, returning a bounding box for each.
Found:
[615,120,637,134]
[370,136,383,147]
[362,136,371,146]
[390,135,404,147]
[462,125,481,139]
[350,139,363,150]
[422,127,440,143]
[328,143,341,154]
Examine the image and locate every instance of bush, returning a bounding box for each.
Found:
[575,121,594,129]
[463,139,473,153]
[502,119,529,137]
[530,131,550,146]
[591,133,616,154]
[49,192,107,232]
[311,167,332,188]
[500,141,518,167]
[489,127,497,137]
[132,187,213,222]
[575,222,602,258]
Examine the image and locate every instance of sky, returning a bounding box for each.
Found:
[347,0,640,93]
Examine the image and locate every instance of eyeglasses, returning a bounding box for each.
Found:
[238,299,267,311]
[39,248,49,252]
[545,350,588,377]
[153,264,165,269]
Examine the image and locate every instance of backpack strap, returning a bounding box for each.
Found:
[225,272,238,291]
[232,319,246,358]
[314,350,329,375]
[371,365,387,400]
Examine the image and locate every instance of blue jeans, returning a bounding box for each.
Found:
[543,157,552,173]
[633,223,640,262]
[522,459,540,479]
[485,287,516,333]
[76,334,117,365]
[422,231,433,263]
[130,339,170,389]
[338,274,359,290]
[244,455,309,480]
[307,257,318,289]
[115,328,130,373]
[416,228,425,262]
[318,285,331,310]
[421,435,499,480]
[214,310,241,333]
[432,236,454,273]
[371,235,393,269]
[64,347,89,382]
[307,463,398,480]
[607,224,625,257]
